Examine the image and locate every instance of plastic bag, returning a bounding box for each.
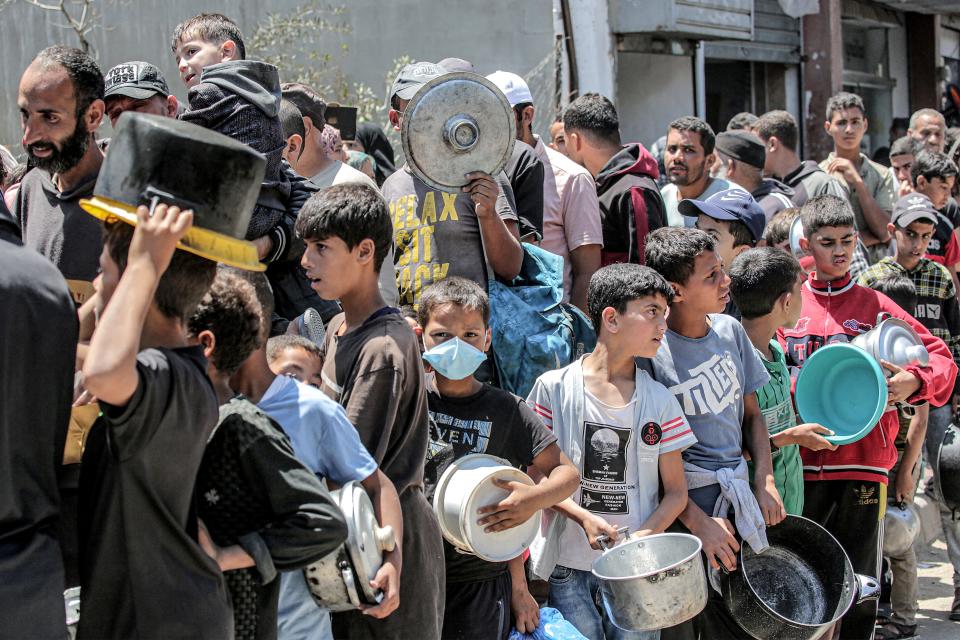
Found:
[507,607,588,640]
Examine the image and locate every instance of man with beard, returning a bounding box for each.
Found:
[659,116,732,227]
[16,46,105,306]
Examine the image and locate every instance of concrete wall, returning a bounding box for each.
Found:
[0,0,555,152]
[889,24,910,119]
[617,52,694,148]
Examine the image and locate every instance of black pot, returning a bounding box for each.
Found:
[720,515,880,640]
[937,423,960,512]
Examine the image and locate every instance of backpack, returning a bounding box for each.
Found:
[488,243,596,398]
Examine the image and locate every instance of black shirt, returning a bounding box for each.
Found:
[78,346,233,639]
[505,140,545,240]
[0,213,78,637]
[424,385,556,583]
[197,396,347,640]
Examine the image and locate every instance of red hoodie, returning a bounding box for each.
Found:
[595,143,665,266]
[777,272,957,484]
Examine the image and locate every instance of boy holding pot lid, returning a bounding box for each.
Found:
[778,194,956,639]
[415,276,580,639]
[528,263,696,640]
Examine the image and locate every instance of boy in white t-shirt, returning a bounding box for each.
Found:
[527,263,696,640]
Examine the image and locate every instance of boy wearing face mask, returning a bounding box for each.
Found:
[416,277,580,640]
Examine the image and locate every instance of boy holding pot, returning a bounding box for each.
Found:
[778,194,956,639]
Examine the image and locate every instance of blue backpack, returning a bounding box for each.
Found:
[488,243,596,398]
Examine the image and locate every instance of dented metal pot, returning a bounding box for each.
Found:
[851,313,929,372]
[591,531,708,632]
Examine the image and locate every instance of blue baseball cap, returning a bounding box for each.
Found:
[678,187,766,242]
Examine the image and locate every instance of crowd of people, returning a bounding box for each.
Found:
[4,10,960,640]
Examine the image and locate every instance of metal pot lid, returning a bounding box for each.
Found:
[872,318,929,368]
[789,216,805,261]
[336,481,395,604]
[401,71,516,192]
[459,465,540,562]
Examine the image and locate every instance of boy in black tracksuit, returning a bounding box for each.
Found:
[188,270,347,640]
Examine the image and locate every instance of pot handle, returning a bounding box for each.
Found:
[876,312,893,325]
[855,574,881,604]
[596,526,629,551]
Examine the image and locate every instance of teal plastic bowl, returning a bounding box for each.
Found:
[795,343,889,446]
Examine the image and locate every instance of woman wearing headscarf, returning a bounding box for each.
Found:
[354,122,396,186]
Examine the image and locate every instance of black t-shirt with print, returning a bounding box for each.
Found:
[424,385,556,583]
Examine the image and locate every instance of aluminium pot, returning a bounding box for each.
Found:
[937,422,960,512]
[721,515,880,640]
[303,481,395,611]
[65,587,80,640]
[883,502,921,557]
[591,531,708,632]
[851,313,929,372]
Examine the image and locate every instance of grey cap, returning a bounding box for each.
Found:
[389,61,444,103]
[104,61,169,100]
[892,193,938,227]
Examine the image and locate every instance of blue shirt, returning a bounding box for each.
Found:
[257,374,377,640]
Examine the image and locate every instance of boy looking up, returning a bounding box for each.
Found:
[188,270,347,640]
[266,334,324,388]
[78,205,232,638]
[778,194,956,639]
[416,277,580,639]
[643,227,782,639]
[227,269,402,640]
[729,247,837,516]
[528,263,695,640]
[297,183,444,640]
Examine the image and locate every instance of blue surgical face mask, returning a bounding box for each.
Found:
[422,337,487,380]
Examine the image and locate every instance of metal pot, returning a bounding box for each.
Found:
[789,216,805,262]
[937,422,960,512]
[65,587,80,640]
[851,313,929,372]
[721,515,880,640]
[591,530,708,632]
[303,481,395,611]
[883,502,921,557]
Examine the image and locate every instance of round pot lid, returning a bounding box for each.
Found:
[872,318,929,368]
[336,481,395,604]
[401,72,516,192]
[459,465,540,562]
[789,216,805,262]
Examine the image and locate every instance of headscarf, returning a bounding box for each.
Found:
[346,149,376,172]
[355,122,396,186]
[319,124,345,161]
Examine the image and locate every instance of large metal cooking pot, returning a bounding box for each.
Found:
[303,481,395,611]
[883,502,921,557]
[591,531,708,631]
[401,71,516,192]
[851,313,929,371]
[937,422,960,512]
[721,515,880,640]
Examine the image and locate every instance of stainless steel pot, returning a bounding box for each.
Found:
[789,217,805,262]
[721,515,880,640]
[937,422,960,512]
[883,502,920,557]
[591,530,708,632]
[851,313,929,371]
[303,481,395,611]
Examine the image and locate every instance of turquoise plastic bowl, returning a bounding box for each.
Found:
[795,343,889,446]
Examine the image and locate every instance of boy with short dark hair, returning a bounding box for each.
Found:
[188,270,347,640]
[297,183,444,640]
[762,207,799,252]
[415,276,579,639]
[778,194,956,639]
[266,334,323,388]
[77,205,232,638]
[729,247,837,516]
[528,263,695,640]
[909,151,960,288]
[643,226,782,640]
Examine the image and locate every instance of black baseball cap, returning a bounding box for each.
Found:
[389,61,443,102]
[715,130,766,170]
[679,187,766,242]
[892,193,938,227]
[280,83,326,129]
[104,61,169,100]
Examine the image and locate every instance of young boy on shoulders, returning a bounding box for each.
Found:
[228,269,402,640]
[728,247,837,516]
[527,263,696,640]
[187,270,347,640]
[297,183,444,640]
[778,194,957,639]
[77,205,232,638]
[642,227,783,640]
[415,277,579,639]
